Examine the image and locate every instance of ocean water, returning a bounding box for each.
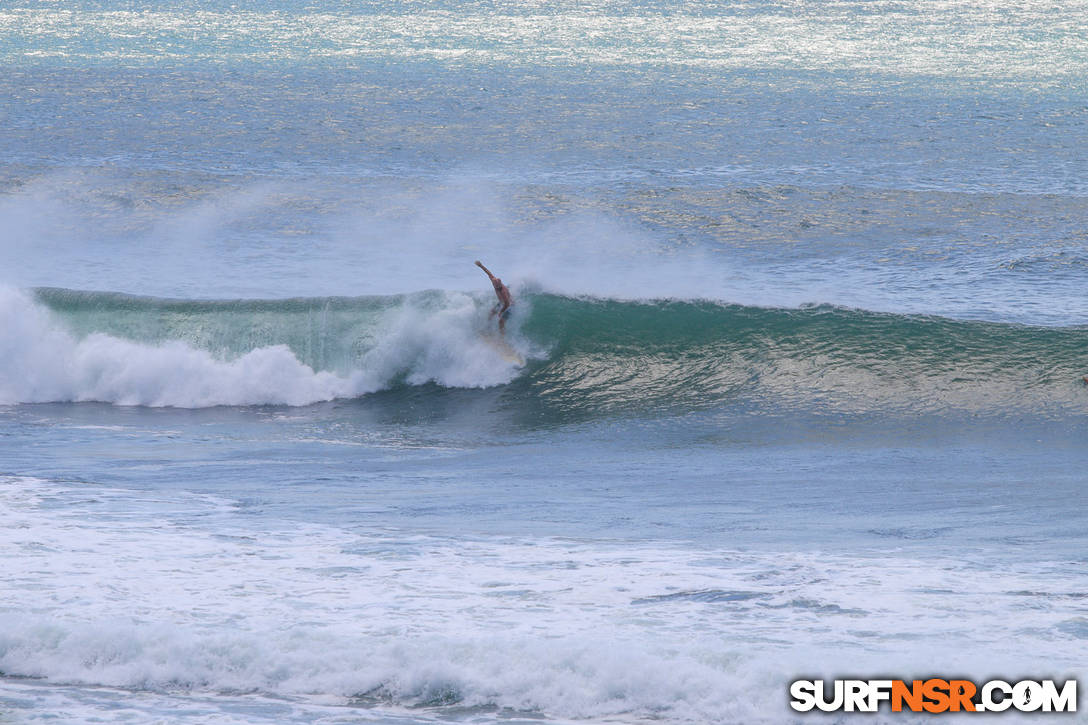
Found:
[2,1,1088,723]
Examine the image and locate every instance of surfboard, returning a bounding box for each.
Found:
[481,335,526,366]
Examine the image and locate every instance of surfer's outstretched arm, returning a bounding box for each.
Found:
[474,260,496,280]
[475,261,511,305]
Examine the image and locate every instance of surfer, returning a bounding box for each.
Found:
[475,260,512,334]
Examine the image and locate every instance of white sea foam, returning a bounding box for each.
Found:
[0,287,523,407]
[0,475,1082,723]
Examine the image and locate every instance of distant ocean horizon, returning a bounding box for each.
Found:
[2,2,1086,723]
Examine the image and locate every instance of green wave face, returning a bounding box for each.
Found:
[519,295,1088,418]
[32,287,1088,418]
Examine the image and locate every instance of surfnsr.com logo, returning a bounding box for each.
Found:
[790,679,1077,713]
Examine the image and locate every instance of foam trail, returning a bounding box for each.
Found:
[0,287,522,407]
[358,293,524,389]
[0,287,354,406]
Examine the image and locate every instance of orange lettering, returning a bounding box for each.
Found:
[922,679,951,713]
[892,680,924,712]
[948,680,977,712]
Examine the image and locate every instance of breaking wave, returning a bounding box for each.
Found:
[3,286,1087,417]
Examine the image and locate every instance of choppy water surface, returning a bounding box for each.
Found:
[1,2,1087,723]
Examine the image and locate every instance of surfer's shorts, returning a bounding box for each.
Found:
[500,307,512,321]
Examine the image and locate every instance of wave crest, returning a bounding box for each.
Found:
[7,286,1088,416]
